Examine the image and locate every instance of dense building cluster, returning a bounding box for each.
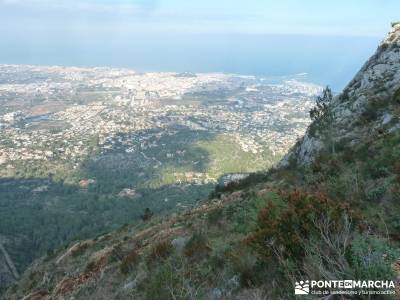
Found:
[0,65,321,181]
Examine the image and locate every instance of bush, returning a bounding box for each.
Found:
[299,220,399,295]
[183,232,211,261]
[393,87,400,104]
[143,258,201,300]
[349,233,400,281]
[207,208,224,226]
[120,249,140,274]
[391,21,400,27]
[360,102,379,123]
[143,262,181,300]
[141,208,154,222]
[341,147,355,162]
[247,190,359,260]
[365,184,387,202]
[146,240,173,267]
[70,242,90,257]
[228,249,258,288]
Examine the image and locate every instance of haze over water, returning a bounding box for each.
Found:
[1,0,398,91]
[1,33,379,91]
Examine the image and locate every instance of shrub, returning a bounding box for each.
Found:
[143,261,182,300]
[70,242,90,257]
[311,152,341,178]
[298,219,399,295]
[143,258,201,300]
[392,21,400,27]
[392,161,400,174]
[228,249,258,288]
[109,244,124,264]
[393,87,400,104]
[339,90,350,102]
[301,214,354,281]
[207,208,224,226]
[183,232,211,261]
[341,147,355,162]
[146,240,173,267]
[360,102,379,123]
[349,233,400,280]
[324,167,364,204]
[365,185,387,202]
[141,208,154,222]
[209,244,230,270]
[247,190,359,260]
[365,162,390,180]
[120,249,140,274]
[385,203,400,240]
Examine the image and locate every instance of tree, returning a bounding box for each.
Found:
[141,208,154,222]
[310,86,333,122]
[309,86,336,154]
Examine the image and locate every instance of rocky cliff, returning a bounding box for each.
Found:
[282,23,400,165]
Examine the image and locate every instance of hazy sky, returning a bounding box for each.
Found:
[1,0,399,36]
[1,1,399,90]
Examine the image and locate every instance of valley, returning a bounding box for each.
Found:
[0,65,321,282]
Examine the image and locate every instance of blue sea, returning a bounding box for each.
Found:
[0,32,380,91]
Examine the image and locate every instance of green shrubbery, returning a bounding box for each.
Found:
[143,261,182,300]
[146,240,174,267]
[228,249,258,288]
[206,208,224,226]
[183,232,211,261]
[393,87,400,103]
[300,226,399,292]
[242,189,399,298]
[142,256,202,300]
[248,190,359,259]
[349,234,399,280]
[120,249,140,274]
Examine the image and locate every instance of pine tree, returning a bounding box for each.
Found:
[309,87,336,154]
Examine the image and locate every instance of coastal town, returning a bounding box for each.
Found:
[0,64,321,185]
[0,65,322,284]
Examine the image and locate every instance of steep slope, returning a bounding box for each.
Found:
[4,25,400,300]
[0,242,19,290]
[282,23,400,165]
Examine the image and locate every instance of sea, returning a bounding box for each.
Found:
[0,32,381,92]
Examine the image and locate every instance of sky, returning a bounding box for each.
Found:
[0,0,399,89]
[0,0,399,36]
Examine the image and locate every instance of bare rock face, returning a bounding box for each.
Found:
[281,24,400,166]
[345,23,400,105]
[296,132,324,163]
